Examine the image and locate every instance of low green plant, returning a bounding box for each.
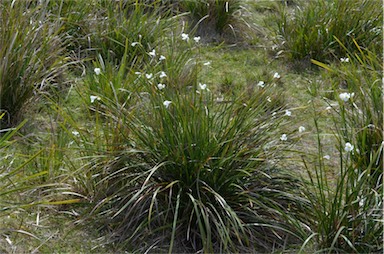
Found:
[0,1,67,128]
[274,0,382,62]
[301,41,383,253]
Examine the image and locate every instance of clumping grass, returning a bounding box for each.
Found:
[179,0,254,42]
[61,32,309,252]
[0,114,48,216]
[0,1,67,128]
[80,70,309,252]
[273,0,382,63]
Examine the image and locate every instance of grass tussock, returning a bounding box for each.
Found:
[274,0,382,63]
[83,81,308,252]
[0,1,67,128]
[179,0,255,43]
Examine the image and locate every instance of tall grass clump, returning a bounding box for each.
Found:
[81,75,309,252]
[301,42,383,253]
[0,1,67,128]
[61,35,311,251]
[39,11,307,248]
[274,0,382,62]
[179,0,251,42]
[0,117,39,251]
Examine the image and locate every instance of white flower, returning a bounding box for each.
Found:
[273,72,281,79]
[298,126,306,133]
[280,134,287,141]
[159,71,167,78]
[323,155,331,160]
[285,110,292,116]
[367,124,375,129]
[340,57,349,63]
[163,100,172,108]
[339,92,352,102]
[131,42,139,47]
[94,68,101,75]
[134,71,141,75]
[193,36,201,43]
[203,61,211,66]
[267,97,272,103]
[370,27,382,34]
[72,131,80,136]
[149,49,156,57]
[199,83,207,90]
[257,81,265,88]
[145,73,153,79]
[90,95,100,103]
[358,196,365,208]
[159,55,166,61]
[157,83,166,90]
[345,142,354,153]
[181,33,189,41]
[5,235,12,246]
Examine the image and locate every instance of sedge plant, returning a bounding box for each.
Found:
[74,39,311,252]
